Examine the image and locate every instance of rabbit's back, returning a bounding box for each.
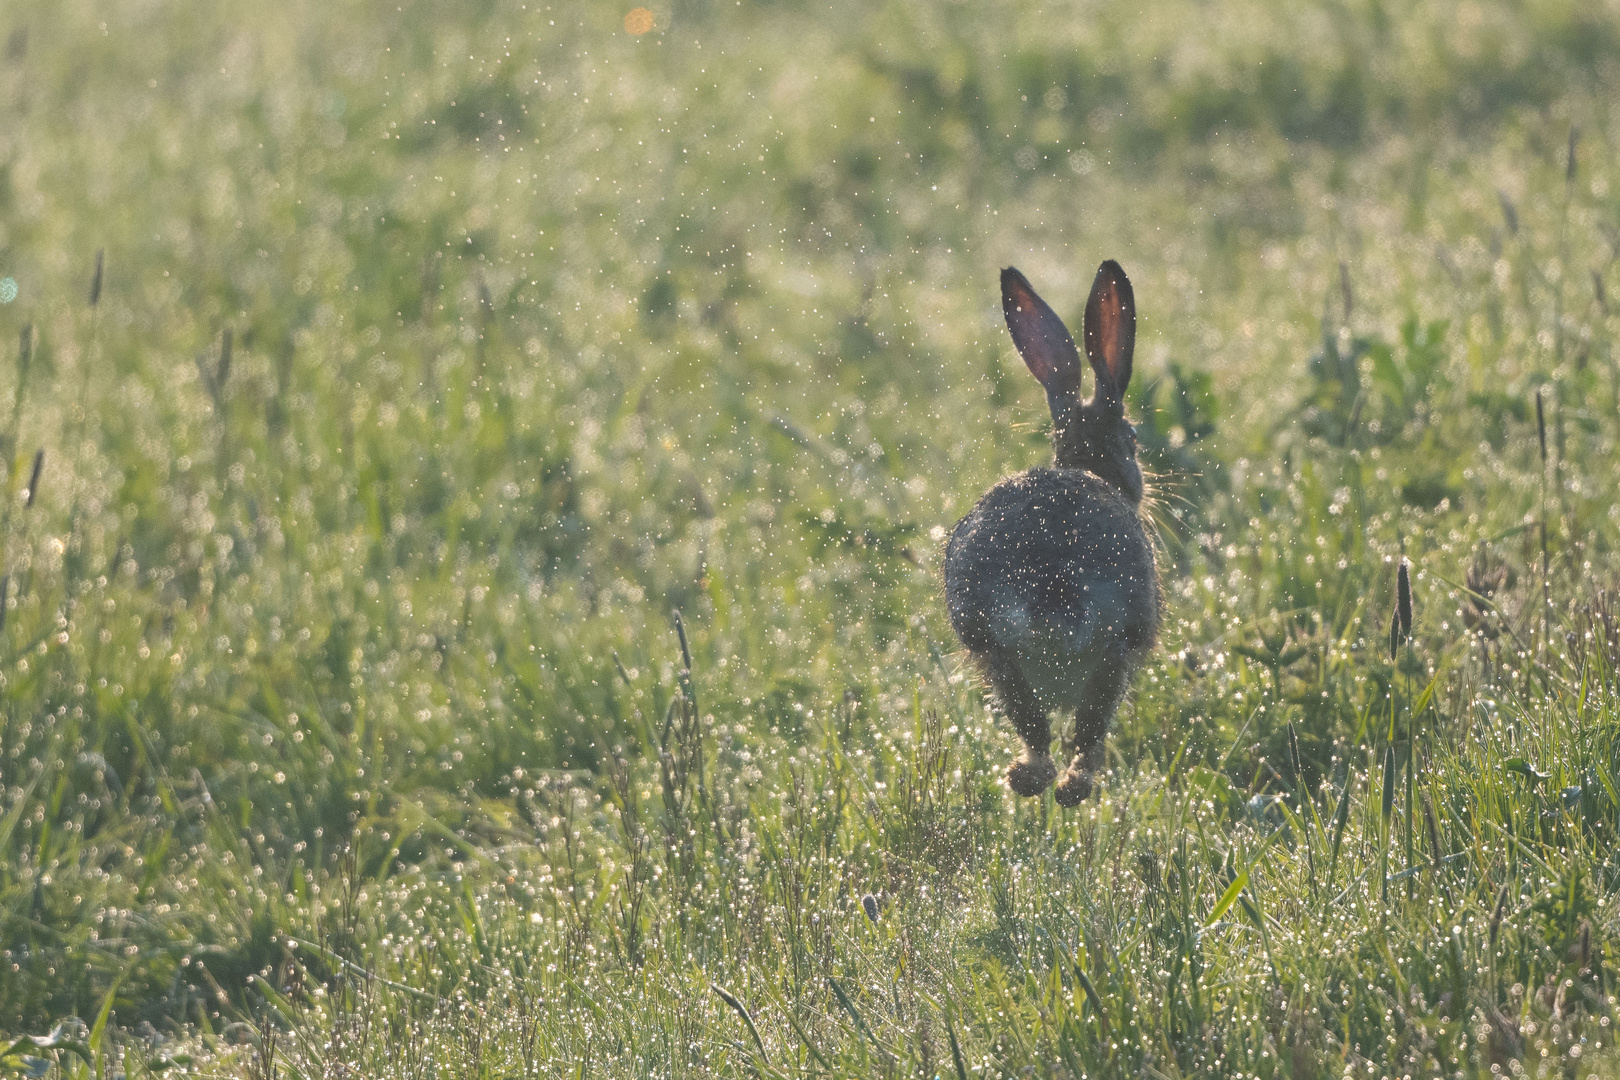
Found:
[944,467,1158,707]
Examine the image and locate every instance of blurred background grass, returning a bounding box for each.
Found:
[1,0,1620,1074]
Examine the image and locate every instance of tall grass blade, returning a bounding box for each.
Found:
[88,249,104,308]
[673,608,696,706]
[1070,961,1109,1034]
[712,982,770,1066]
[1328,768,1353,879]
[1396,559,1412,638]
[946,1014,970,1080]
[1422,793,1442,872]
[24,448,42,508]
[770,993,831,1071]
[1535,389,1547,467]
[89,964,132,1078]
[1536,388,1550,648]
[1206,870,1248,926]
[218,327,233,390]
[1286,720,1303,790]
[1381,745,1396,826]
[1490,884,1509,951]
[827,976,883,1054]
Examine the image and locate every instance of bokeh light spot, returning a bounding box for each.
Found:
[623,7,654,35]
[0,278,16,304]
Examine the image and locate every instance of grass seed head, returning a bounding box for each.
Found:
[1535,389,1547,468]
[218,327,233,390]
[673,608,692,673]
[89,248,104,308]
[1396,558,1412,639]
[25,448,43,509]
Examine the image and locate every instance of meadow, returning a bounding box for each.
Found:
[1,0,1619,1075]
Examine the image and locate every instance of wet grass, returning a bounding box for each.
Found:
[1,0,1620,1075]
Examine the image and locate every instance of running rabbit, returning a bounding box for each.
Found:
[943,261,1159,805]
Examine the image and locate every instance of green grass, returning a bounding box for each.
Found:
[1,0,1620,1074]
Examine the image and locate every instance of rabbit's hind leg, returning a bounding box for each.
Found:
[1054,660,1129,806]
[979,646,1056,796]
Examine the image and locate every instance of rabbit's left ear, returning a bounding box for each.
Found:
[1083,260,1135,404]
[1002,267,1082,403]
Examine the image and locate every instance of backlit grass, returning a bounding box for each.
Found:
[1,0,1620,1075]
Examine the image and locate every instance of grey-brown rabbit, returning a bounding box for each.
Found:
[943,261,1160,806]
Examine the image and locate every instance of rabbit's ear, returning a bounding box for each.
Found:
[1083,260,1135,404]
[1002,267,1082,400]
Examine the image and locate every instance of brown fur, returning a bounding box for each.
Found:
[943,262,1161,804]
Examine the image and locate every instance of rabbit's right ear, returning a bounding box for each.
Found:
[1083,260,1135,405]
[1002,268,1082,407]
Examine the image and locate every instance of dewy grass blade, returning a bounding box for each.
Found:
[1070,961,1110,1035]
[1410,662,1446,719]
[1328,767,1354,882]
[673,608,697,707]
[89,963,133,1080]
[88,248,104,308]
[1206,869,1249,926]
[24,448,42,508]
[1286,720,1318,881]
[946,1014,970,1080]
[1381,745,1396,827]
[765,986,832,1071]
[1381,744,1397,904]
[828,975,886,1057]
[1286,721,1303,788]
[712,982,770,1067]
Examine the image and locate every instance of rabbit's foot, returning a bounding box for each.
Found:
[1006,752,1057,797]
[1054,762,1094,806]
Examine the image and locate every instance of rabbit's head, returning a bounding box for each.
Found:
[1000,261,1142,503]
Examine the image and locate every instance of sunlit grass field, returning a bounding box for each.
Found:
[2,0,1620,1074]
